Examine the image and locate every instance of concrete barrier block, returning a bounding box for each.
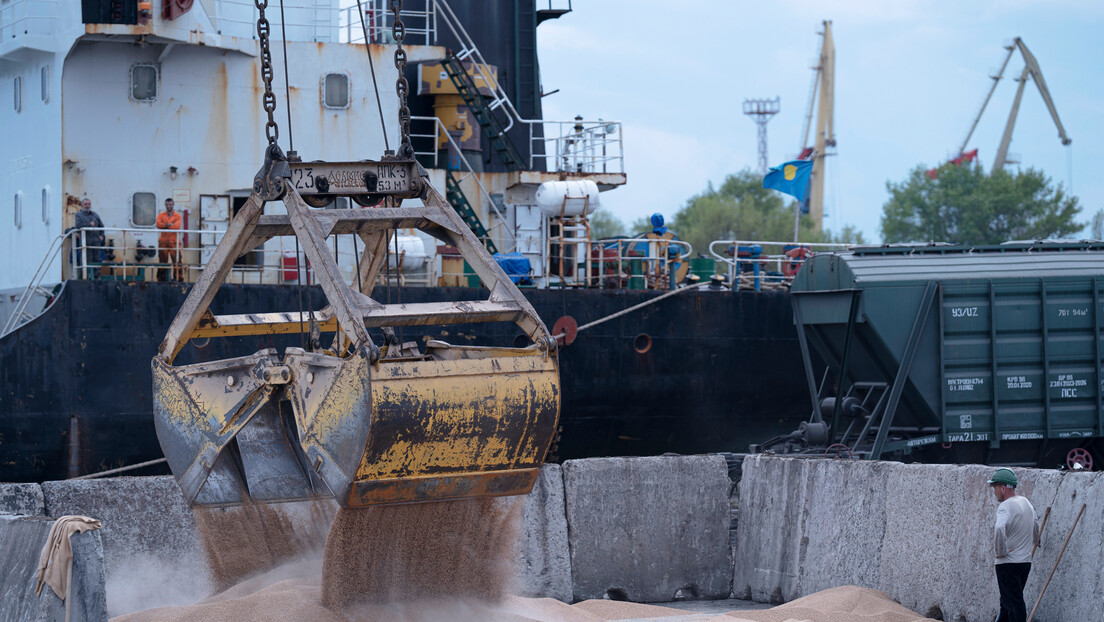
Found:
[564,455,731,603]
[41,476,339,617]
[735,456,1104,622]
[511,464,571,601]
[1019,469,1104,622]
[42,476,199,568]
[877,463,984,621]
[0,514,108,622]
[0,482,45,516]
[68,527,109,622]
[42,476,209,616]
[731,455,816,603]
[797,458,893,596]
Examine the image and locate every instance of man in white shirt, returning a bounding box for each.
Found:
[988,468,1040,622]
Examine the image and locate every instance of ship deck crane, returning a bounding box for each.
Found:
[956,37,1071,175]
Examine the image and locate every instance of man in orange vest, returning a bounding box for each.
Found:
[156,198,183,281]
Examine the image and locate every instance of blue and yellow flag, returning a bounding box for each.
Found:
[762,160,814,204]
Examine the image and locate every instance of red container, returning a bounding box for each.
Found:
[282,251,298,281]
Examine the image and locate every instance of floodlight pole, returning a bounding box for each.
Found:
[743,97,781,176]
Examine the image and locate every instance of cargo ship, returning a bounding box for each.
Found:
[0,0,816,481]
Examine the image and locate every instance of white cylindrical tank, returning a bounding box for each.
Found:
[386,234,427,272]
[535,180,600,217]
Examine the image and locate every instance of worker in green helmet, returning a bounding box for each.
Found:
[987,467,1040,622]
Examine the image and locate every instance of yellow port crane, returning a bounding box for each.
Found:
[955,37,1071,175]
[797,20,835,234]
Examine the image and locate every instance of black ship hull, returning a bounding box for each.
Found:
[0,280,810,481]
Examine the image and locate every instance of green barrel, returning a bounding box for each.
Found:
[689,257,717,280]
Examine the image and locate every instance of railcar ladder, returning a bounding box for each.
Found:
[445,169,498,254]
[441,52,525,171]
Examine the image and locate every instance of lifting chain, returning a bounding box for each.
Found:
[390,0,413,158]
[255,0,279,145]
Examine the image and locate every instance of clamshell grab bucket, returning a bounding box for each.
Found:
[153,345,559,507]
[152,154,560,508]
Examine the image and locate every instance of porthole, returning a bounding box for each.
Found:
[130,64,158,102]
[633,333,652,354]
[132,192,156,226]
[322,72,350,109]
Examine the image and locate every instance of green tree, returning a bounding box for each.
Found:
[589,209,627,239]
[1090,209,1104,240]
[669,170,823,253]
[881,163,1081,245]
[824,224,867,245]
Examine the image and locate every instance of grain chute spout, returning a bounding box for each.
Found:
[152,151,560,508]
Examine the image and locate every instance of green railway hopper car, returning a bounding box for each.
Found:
[785,242,1104,469]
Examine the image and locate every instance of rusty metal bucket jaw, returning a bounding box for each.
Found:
[281,348,375,505]
[152,350,329,507]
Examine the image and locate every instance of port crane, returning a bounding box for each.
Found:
[954,37,1071,175]
[796,20,835,233]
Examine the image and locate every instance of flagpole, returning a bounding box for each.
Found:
[793,200,801,243]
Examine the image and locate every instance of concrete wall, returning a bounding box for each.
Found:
[41,476,212,616]
[733,456,1104,622]
[3,454,739,614]
[563,455,732,603]
[511,463,572,601]
[40,476,338,617]
[0,514,108,622]
[1,482,45,515]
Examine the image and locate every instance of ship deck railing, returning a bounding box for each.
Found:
[338,1,437,45]
[549,237,693,290]
[409,115,516,250]
[709,239,854,292]
[43,227,436,288]
[341,0,624,176]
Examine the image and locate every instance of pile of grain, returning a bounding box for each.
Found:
[707,585,939,622]
[113,580,938,622]
[321,496,522,608]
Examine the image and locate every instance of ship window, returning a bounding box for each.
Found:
[42,187,50,225]
[41,66,49,102]
[132,192,156,226]
[131,64,157,101]
[14,192,23,230]
[322,73,349,109]
[13,76,21,112]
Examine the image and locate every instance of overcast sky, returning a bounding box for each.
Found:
[536,0,1104,242]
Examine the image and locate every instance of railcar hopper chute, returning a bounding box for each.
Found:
[152,147,560,508]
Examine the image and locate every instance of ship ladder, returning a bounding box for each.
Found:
[445,169,499,255]
[441,51,526,171]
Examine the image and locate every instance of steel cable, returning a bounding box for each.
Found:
[278,0,294,151]
[553,282,709,341]
[356,0,390,152]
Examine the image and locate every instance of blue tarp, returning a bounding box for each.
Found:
[493,252,533,285]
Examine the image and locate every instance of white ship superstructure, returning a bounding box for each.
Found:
[1,0,630,334]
